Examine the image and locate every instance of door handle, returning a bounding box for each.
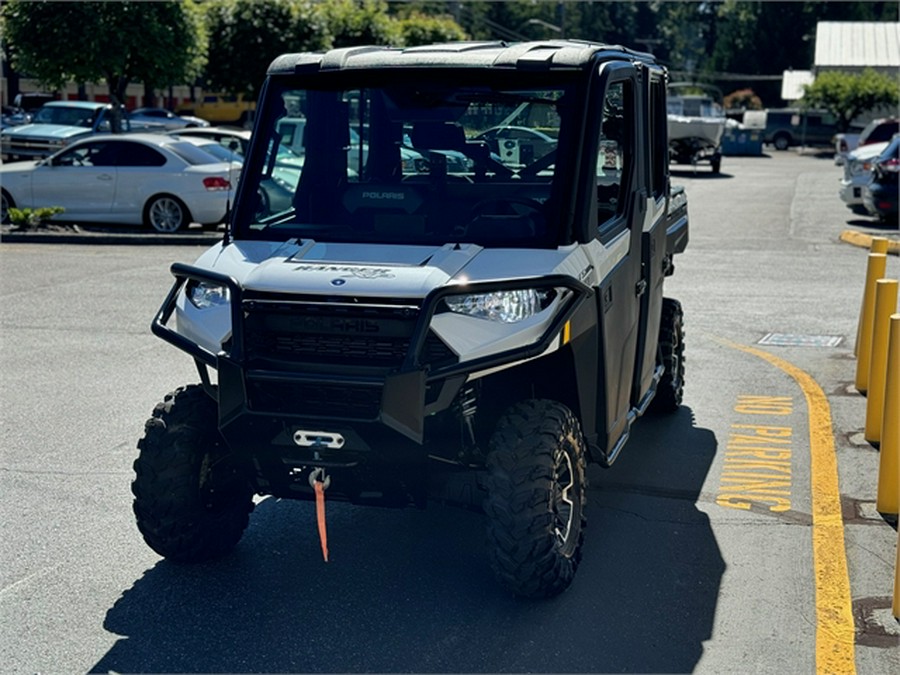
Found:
[97,173,113,181]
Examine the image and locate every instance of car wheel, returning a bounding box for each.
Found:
[484,399,587,598]
[132,385,254,562]
[144,194,190,233]
[1,189,13,224]
[773,133,791,151]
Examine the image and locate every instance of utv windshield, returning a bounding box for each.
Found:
[235,72,578,247]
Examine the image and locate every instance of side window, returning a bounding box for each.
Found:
[649,79,667,199]
[87,142,118,167]
[54,143,100,167]
[116,143,166,167]
[597,79,631,235]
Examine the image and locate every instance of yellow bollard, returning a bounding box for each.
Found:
[878,314,900,515]
[895,524,900,619]
[856,238,890,356]
[871,237,891,255]
[887,316,900,619]
[866,280,899,444]
[855,253,888,393]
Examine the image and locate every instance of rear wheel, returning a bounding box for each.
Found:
[484,400,587,598]
[132,385,254,562]
[773,133,791,151]
[650,297,685,413]
[144,194,190,232]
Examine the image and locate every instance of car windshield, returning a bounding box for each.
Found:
[33,105,99,127]
[234,71,577,247]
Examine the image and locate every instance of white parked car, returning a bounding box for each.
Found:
[834,117,899,165]
[167,126,251,155]
[0,133,235,232]
[129,107,210,130]
[839,140,891,214]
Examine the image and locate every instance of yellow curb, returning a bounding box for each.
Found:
[840,230,900,255]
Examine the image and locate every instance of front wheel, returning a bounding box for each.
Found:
[144,194,190,233]
[484,400,587,598]
[132,385,254,562]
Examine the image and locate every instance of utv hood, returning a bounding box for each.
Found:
[205,240,483,298]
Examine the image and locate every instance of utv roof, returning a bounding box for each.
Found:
[267,40,659,76]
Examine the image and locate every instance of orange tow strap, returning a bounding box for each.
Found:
[314,479,329,562]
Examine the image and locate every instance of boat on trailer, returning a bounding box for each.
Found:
[667,83,726,173]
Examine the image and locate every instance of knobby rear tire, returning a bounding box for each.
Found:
[650,297,685,413]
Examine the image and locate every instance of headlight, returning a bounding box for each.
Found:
[444,288,555,324]
[186,280,229,309]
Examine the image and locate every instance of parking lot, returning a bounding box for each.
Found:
[1,149,898,672]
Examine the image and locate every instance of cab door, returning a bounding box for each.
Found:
[581,63,643,457]
[631,72,671,410]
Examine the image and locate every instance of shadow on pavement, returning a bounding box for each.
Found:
[93,406,722,674]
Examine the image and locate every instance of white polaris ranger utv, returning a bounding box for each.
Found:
[134,40,689,598]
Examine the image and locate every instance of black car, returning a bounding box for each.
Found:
[863,134,899,222]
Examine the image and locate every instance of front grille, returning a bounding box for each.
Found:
[243,300,419,369]
[4,139,58,155]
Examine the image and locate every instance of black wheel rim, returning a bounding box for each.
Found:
[552,445,577,554]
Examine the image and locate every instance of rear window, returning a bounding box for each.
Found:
[864,121,900,145]
[167,141,225,165]
[193,142,242,163]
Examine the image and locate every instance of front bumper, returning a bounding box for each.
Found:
[152,262,589,470]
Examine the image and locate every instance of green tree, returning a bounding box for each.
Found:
[396,11,467,47]
[802,69,900,131]
[706,0,899,103]
[317,0,401,49]
[203,0,326,97]
[2,0,205,105]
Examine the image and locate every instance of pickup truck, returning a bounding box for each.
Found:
[751,108,841,150]
[0,100,153,160]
